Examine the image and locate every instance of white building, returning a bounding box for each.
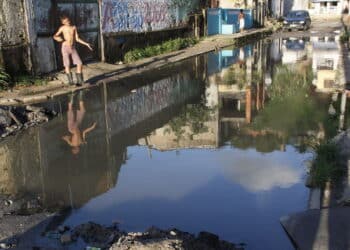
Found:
[218,0,255,8]
[309,0,345,15]
[268,0,284,17]
[269,0,346,17]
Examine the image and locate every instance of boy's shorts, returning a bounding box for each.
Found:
[61,44,82,68]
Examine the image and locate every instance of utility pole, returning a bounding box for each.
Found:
[98,0,105,62]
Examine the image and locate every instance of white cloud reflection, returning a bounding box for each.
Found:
[221,153,304,192]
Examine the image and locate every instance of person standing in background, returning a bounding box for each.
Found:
[239,9,245,33]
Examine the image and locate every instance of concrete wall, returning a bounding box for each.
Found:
[0,0,31,73]
[0,0,27,46]
[101,0,200,33]
[269,0,284,17]
[1,0,203,74]
[101,0,204,63]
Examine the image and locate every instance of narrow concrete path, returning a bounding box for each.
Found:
[0,28,271,106]
[281,207,350,250]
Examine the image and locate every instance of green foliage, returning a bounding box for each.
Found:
[164,102,216,143]
[245,63,338,153]
[0,70,48,90]
[269,64,313,101]
[311,142,344,188]
[14,75,48,87]
[222,66,263,90]
[222,66,246,89]
[340,30,350,44]
[124,37,198,63]
[0,68,11,90]
[252,92,325,136]
[230,132,285,153]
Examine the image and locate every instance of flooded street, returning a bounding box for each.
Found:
[0,35,343,249]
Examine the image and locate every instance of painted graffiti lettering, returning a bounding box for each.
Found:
[102,0,178,33]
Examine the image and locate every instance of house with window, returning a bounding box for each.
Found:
[268,0,347,17]
[309,0,346,15]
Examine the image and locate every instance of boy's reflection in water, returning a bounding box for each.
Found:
[62,92,97,155]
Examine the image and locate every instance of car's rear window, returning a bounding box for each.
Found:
[287,11,307,17]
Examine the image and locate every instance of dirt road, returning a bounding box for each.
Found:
[272,16,343,39]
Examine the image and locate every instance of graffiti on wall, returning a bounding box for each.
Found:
[102,0,175,33]
[102,0,200,33]
[108,73,201,134]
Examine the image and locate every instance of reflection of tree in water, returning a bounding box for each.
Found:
[269,64,313,101]
[231,64,337,153]
[222,64,247,90]
[222,64,263,90]
[164,101,216,143]
[230,132,285,153]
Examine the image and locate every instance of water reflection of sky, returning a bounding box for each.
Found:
[65,145,311,250]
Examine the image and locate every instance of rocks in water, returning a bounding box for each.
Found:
[72,222,122,248]
[4,200,13,206]
[0,195,43,216]
[60,233,72,244]
[0,242,12,249]
[57,225,70,234]
[0,105,57,139]
[45,222,242,250]
[110,226,242,250]
[0,109,11,128]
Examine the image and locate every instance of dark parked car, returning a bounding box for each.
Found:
[283,10,311,31]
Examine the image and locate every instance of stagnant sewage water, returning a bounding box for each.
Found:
[0,36,343,249]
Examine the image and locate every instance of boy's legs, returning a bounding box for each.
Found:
[76,101,86,127]
[62,45,74,85]
[76,64,83,74]
[76,65,84,86]
[67,100,75,133]
[71,48,84,86]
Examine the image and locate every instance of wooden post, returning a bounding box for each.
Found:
[195,14,201,39]
[202,8,207,37]
[98,0,105,62]
[245,87,252,124]
[37,128,47,205]
[103,82,113,187]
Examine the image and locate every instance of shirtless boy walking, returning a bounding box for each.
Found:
[53,15,93,86]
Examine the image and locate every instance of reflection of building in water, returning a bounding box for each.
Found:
[138,41,271,151]
[281,36,342,92]
[311,36,341,92]
[138,109,220,150]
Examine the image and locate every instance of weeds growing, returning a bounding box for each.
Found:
[124,37,198,63]
[0,68,11,90]
[311,142,344,188]
[13,75,48,88]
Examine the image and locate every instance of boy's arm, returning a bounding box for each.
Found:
[75,27,93,51]
[53,27,64,42]
[82,122,97,142]
[62,135,73,146]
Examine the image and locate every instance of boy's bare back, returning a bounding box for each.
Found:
[58,25,77,47]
